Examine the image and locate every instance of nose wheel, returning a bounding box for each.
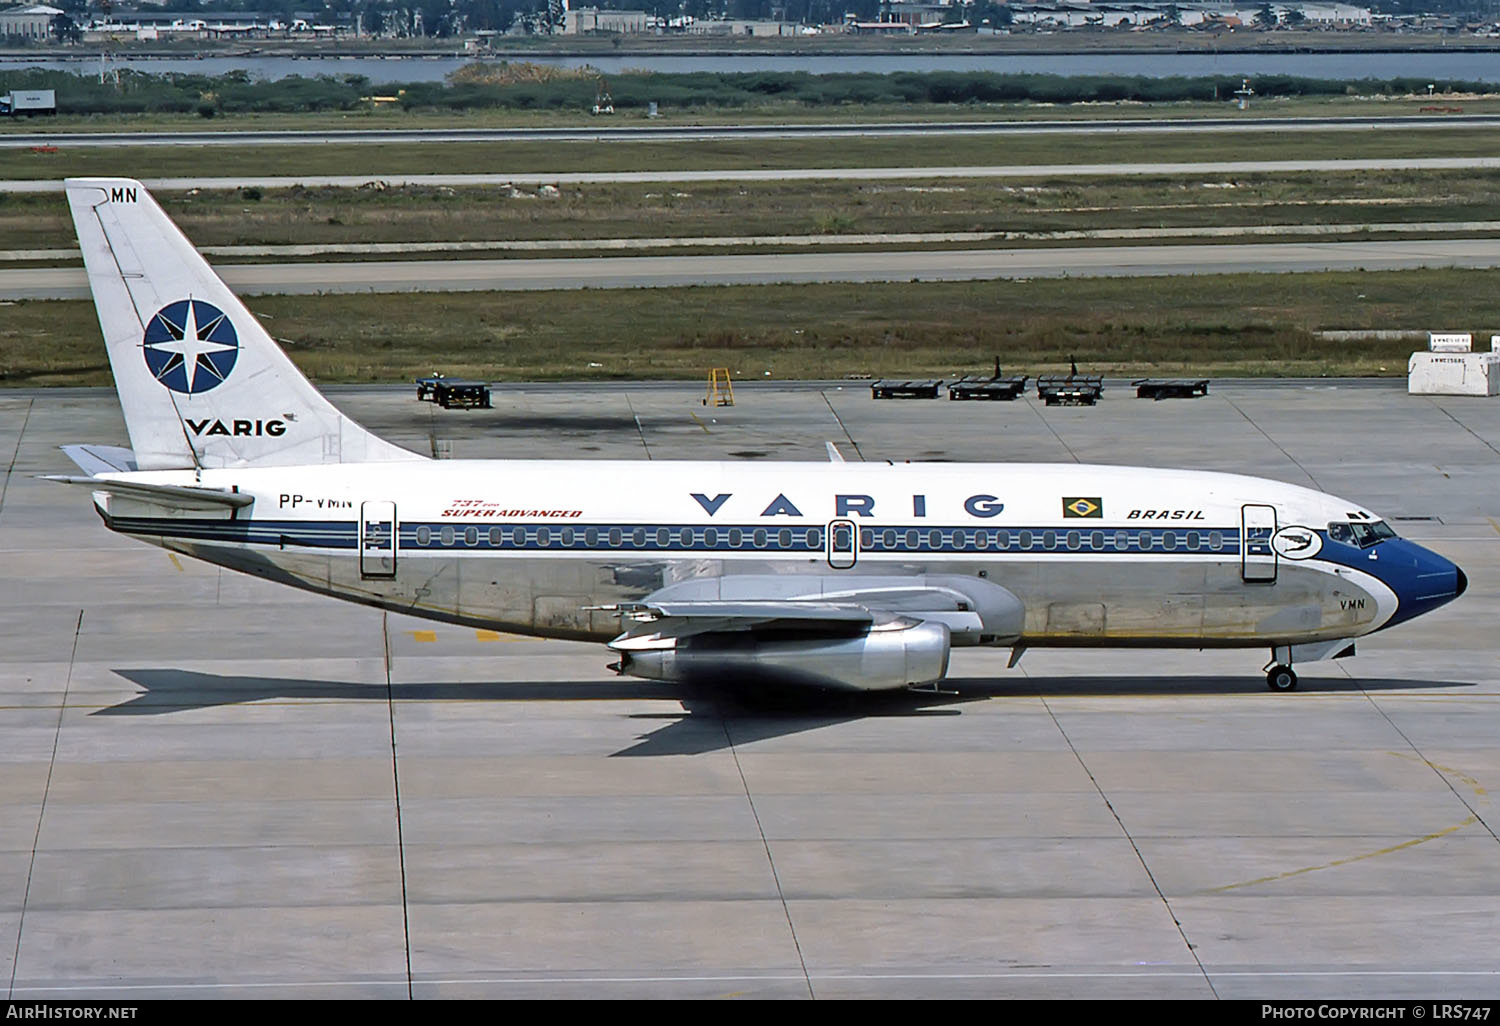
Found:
[1266,664,1298,692]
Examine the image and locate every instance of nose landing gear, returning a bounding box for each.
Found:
[1262,640,1355,692]
[1265,664,1299,692]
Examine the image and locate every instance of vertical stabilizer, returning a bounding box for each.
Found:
[66,177,421,470]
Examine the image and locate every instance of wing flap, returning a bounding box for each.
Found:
[608,600,883,651]
[645,601,875,622]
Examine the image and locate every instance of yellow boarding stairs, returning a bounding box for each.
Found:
[704,368,735,407]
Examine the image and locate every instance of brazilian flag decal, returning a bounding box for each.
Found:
[1062,497,1103,519]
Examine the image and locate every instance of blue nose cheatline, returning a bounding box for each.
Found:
[1370,539,1467,631]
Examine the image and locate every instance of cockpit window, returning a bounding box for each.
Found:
[1327,520,1397,548]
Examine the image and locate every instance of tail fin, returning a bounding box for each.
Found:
[65,177,420,470]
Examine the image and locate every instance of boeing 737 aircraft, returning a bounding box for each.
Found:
[52,177,1466,693]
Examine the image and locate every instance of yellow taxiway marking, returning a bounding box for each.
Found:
[688,411,711,434]
[1390,751,1488,797]
[474,630,532,642]
[1488,517,1500,537]
[167,553,184,572]
[1204,816,1477,894]
[406,629,532,643]
[1207,751,1487,893]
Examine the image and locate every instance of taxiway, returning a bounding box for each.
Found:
[1,380,1497,998]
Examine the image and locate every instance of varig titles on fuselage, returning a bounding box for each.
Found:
[690,491,1006,519]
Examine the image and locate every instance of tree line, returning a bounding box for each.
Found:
[4,68,1492,115]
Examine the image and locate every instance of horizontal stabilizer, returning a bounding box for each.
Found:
[61,444,139,475]
[42,475,255,511]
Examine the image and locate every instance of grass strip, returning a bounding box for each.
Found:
[6,126,1500,181]
[2,268,1486,387]
[6,171,1500,252]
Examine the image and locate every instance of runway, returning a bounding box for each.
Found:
[1,379,1498,998]
[7,156,1500,193]
[3,113,1497,147]
[5,237,1500,299]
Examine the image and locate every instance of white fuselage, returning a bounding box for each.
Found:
[94,459,1422,649]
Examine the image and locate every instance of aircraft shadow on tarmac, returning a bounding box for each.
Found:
[103,668,1472,757]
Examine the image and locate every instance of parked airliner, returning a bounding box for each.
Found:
[52,177,1466,693]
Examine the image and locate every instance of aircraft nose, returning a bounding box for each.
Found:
[1374,540,1466,630]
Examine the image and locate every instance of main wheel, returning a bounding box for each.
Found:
[1266,665,1298,692]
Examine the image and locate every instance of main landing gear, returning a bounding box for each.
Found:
[1265,664,1299,692]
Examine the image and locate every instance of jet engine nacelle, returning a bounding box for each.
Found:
[617,620,951,692]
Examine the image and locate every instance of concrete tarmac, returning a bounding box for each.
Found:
[2,379,1498,999]
[7,237,1500,300]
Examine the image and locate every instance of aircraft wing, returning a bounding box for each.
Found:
[621,575,1021,627]
[605,575,1026,691]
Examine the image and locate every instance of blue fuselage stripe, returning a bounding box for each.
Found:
[108,516,1245,557]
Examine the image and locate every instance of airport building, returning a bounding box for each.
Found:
[0,3,64,39]
[562,6,650,34]
[564,1,1375,35]
[52,1,1383,40]
[1000,2,1374,30]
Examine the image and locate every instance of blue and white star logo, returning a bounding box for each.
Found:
[142,299,239,395]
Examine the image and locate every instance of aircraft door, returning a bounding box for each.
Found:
[827,518,857,570]
[1241,504,1277,584]
[360,500,397,579]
